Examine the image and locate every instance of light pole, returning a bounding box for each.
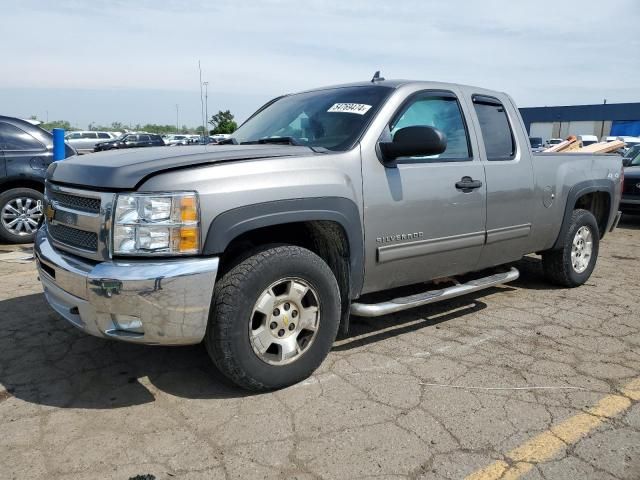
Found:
[198,60,205,139]
[203,81,209,137]
[176,104,179,134]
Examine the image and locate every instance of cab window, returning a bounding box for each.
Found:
[0,122,46,151]
[389,92,471,161]
[472,95,516,161]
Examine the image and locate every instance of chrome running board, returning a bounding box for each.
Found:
[350,267,519,317]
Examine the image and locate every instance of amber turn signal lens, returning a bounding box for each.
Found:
[180,196,198,222]
[178,226,199,252]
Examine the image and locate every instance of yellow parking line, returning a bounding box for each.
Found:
[465,377,640,480]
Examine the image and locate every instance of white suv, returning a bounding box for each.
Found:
[65,131,117,154]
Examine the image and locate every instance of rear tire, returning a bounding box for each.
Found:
[205,245,341,391]
[542,209,599,287]
[0,188,44,244]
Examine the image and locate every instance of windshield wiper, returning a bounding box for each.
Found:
[240,136,302,146]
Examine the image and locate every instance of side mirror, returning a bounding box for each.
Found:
[379,126,447,165]
[622,158,632,167]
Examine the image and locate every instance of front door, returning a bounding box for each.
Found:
[361,89,487,294]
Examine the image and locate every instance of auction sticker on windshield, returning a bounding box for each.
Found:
[327,103,372,115]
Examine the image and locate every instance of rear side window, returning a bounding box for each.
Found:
[139,135,150,141]
[0,122,46,151]
[472,95,516,161]
[97,132,110,139]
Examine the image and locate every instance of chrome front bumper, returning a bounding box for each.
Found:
[34,227,219,345]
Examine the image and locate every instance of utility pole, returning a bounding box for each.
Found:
[176,104,179,133]
[203,81,209,136]
[198,60,205,138]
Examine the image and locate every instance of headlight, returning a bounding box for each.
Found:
[112,192,200,256]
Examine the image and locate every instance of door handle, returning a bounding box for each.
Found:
[455,176,483,191]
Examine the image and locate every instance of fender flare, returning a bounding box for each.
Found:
[203,197,364,297]
[552,178,615,249]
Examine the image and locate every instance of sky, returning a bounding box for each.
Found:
[1,0,639,129]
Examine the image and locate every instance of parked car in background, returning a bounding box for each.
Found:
[65,131,117,154]
[529,137,544,152]
[164,134,191,145]
[0,115,75,242]
[93,133,165,151]
[621,146,640,214]
[578,135,598,146]
[546,138,563,148]
[211,133,232,142]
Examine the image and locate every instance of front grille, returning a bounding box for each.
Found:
[49,224,98,251]
[50,191,101,213]
[624,178,640,196]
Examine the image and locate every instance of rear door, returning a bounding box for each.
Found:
[139,134,152,147]
[79,132,98,150]
[360,88,487,293]
[466,93,535,268]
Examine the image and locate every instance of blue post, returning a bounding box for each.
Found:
[52,128,66,161]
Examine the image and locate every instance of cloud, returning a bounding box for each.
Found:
[1,0,638,126]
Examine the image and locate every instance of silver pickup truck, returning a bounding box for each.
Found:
[35,80,622,390]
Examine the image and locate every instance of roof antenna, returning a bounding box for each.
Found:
[371,70,384,83]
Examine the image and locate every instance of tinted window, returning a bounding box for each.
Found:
[68,132,82,139]
[389,92,471,160]
[472,96,516,160]
[139,135,150,141]
[81,132,98,139]
[97,132,110,139]
[125,135,137,142]
[0,122,46,151]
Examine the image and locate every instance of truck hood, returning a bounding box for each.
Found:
[47,144,318,190]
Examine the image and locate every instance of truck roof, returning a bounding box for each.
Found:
[297,79,501,96]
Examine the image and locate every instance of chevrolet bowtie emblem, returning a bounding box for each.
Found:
[283,315,289,326]
[45,204,55,222]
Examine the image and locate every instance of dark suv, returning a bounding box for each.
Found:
[94,133,165,152]
[0,115,75,243]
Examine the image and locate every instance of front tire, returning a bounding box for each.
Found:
[542,209,599,287]
[0,188,44,243]
[205,245,341,391]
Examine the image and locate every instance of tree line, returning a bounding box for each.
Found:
[31,110,238,135]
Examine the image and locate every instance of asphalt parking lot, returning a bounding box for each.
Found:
[1,218,639,480]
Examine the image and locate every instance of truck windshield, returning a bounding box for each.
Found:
[229,85,394,151]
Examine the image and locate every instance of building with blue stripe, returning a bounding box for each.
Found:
[519,103,640,140]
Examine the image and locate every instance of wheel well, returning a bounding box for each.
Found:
[218,221,352,332]
[0,179,45,194]
[574,191,610,237]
